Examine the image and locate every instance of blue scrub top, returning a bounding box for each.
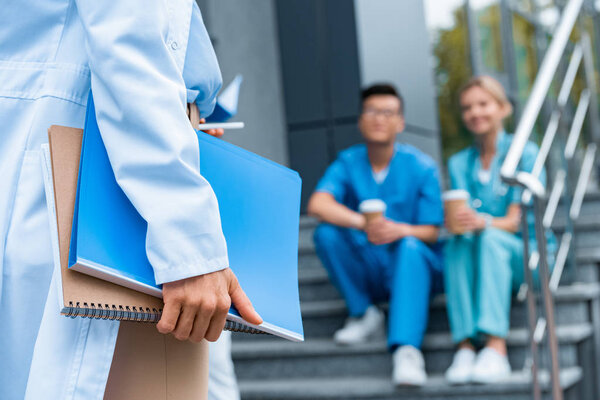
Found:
[315,143,444,228]
[447,130,551,244]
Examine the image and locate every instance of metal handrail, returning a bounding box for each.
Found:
[564,90,591,160]
[497,1,598,400]
[500,0,584,182]
[570,143,597,219]
[520,38,581,204]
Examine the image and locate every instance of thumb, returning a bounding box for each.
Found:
[228,271,263,326]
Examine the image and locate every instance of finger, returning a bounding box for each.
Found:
[157,301,182,334]
[229,274,262,325]
[454,208,469,216]
[189,307,213,342]
[172,305,197,341]
[372,234,385,245]
[213,128,225,138]
[370,219,384,228]
[455,217,470,225]
[203,306,228,342]
[456,222,470,231]
[371,235,384,245]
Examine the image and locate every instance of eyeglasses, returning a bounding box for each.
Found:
[362,107,400,119]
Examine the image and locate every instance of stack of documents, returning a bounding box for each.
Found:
[42,95,304,341]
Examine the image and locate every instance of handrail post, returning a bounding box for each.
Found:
[520,201,542,400]
[533,193,563,400]
[581,32,600,189]
[582,33,600,144]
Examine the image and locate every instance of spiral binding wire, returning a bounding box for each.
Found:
[223,320,266,334]
[63,301,267,334]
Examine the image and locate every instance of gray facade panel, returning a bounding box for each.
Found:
[288,127,332,210]
[325,0,362,120]
[399,130,442,168]
[354,0,442,164]
[200,0,289,166]
[276,0,328,126]
[332,123,362,155]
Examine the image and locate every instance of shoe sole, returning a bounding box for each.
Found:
[446,376,471,385]
[333,330,386,346]
[470,374,510,385]
[393,380,426,388]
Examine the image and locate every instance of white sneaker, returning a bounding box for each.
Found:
[445,348,476,384]
[392,345,427,386]
[470,347,511,384]
[333,305,384,345]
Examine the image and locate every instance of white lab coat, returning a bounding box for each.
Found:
[208,332,241,400]
[0,1,228,399]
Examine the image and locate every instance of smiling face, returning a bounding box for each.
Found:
[460,85,510,138]
[358,95,405,145]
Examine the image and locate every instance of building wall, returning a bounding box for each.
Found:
[198,0,289,166]
[199,0,444,210]
[276,0,363,210]
[354,0,442,164]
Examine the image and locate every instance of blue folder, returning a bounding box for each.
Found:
[69,95,303,341]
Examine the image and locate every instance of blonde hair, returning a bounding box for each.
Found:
[459,75,513,116]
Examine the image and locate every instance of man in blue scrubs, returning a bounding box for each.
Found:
[307,84,444,386]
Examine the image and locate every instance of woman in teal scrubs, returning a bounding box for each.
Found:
[443,76,554,384]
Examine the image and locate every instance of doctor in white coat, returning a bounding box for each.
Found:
[0,1,262,399]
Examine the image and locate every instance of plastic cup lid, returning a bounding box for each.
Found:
[442,189,470,201]
[358,199,387,213]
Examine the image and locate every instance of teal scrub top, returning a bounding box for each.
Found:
[447,130,551,244]
[315,143,444,228]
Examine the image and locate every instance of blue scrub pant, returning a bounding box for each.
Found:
[444,227,524,344]
[314,223,443,350]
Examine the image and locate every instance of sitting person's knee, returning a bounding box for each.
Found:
[314,223,343,247]
[400,236,426,252]
[479,226,505,244]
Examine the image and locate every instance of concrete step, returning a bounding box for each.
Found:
[239,367,582,400]
[572,246,600,265]
[296,248,600,301]
[297,259,600,302]
[298,267,340,302]
[293,283,600,338]
[232,323,592,380]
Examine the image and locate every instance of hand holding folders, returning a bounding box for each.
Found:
[158,268,262,342]
[157,103,261,342]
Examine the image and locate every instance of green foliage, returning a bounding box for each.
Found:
[433,6,473,162]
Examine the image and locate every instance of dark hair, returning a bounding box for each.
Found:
[361,84,404,115]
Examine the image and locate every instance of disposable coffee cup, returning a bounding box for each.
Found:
[443,189,470,234]
[358,199,387,224]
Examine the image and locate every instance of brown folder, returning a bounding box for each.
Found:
[47,125,164,318]
[46,125,207,400]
